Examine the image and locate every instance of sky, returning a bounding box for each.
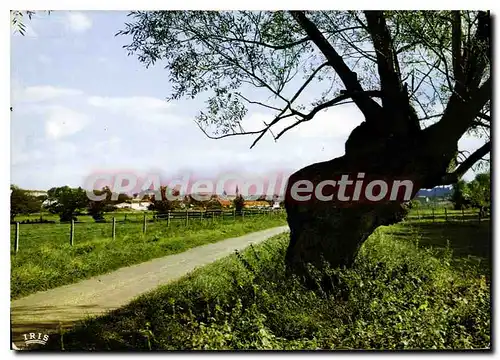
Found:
[10,11,487,192]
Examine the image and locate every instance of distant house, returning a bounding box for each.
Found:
[26,190,47,198]
[115,200,151,211]
[215,199,232,208]
[244,195,262,201]
[114,203,131,209]
[417,196,429,203]
[244,201,271,209]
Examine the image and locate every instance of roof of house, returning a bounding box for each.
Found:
[216,199,232,207]
[244,201,271,207]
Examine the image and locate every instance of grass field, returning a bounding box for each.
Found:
[41,219,491,350]
[13,209,281,223]
[11,213,286,299]
[14,211,150,223]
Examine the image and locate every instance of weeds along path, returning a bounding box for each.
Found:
[11,226,289,343]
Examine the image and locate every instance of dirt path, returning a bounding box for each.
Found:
[11,226,289,346]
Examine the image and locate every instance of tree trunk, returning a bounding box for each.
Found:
[284,119,456,282]
[284,159,412,282]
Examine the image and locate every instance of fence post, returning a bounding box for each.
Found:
[200,211,203,222]
[70,219,74,246]
[124,214,127,223]
[462,208,465,222]
[143,214,147,234]
[14,222,19,254]
[432,208,435,223]
[242,210,245,220]
[233,208,236,220]
[416,207,420,220]
[112,217,116,240]
[167,211,171,227]
[185,210,189,227]
[478,209,482,224]
[444,208,448,222]
[212,211,215,223]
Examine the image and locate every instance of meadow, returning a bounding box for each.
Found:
[11,212,287,299]
[41,217,491,350]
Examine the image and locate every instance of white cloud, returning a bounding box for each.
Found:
[238,103,364,143]
[289,104,364,139]
[38,54,52,64]
[88,96,182,125]
[44,106,90,140]
[51,141,78,160]
[88,96,170,111]
[20,85,84,103]
[65,12,92,33]
[92,136,122,154]
[12,149,44,166]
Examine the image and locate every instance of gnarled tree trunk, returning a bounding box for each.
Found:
[284,118,458,280]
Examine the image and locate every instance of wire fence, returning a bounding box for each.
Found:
[11,207,490,254]
[11,209,286,254]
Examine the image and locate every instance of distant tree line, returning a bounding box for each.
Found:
[11,184,281,222]
[450,172,490,214]
[10,185,46,221]
[10,185,133,223]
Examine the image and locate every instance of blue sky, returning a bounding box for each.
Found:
[10,11,486,191]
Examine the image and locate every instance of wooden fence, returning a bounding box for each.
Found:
[407,207,490,223]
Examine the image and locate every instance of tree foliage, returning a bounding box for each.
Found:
[148,187,179,214]
[450,172,490,211]
[10,10,36,35]
[451,180,470,210]
[87,187,118,222]
[233,194,245,213]
[467,172,491,211]
[10,185,43,221]
[46,186,88,222]
[118,11,490,176]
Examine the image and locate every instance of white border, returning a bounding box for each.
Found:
[3,2,497,359]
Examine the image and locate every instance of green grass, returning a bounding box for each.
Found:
[14,211,147,223]
[13,209,277,223]
[41,219,490,350]
[11,214,286,299]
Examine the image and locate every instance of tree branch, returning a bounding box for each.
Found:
[274,90,381,140]
[364,11,403,104]
[451,11,463,82]
[194,120,265,140]
[214,36,311,50]
[472,120,490,129]
[364,11,422,132]
[289,61,330,104]
[235,93,283,112]
[432,76,490,142]
[477,112,491,122]
[440,141,491,184]
[290,11,382,121]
